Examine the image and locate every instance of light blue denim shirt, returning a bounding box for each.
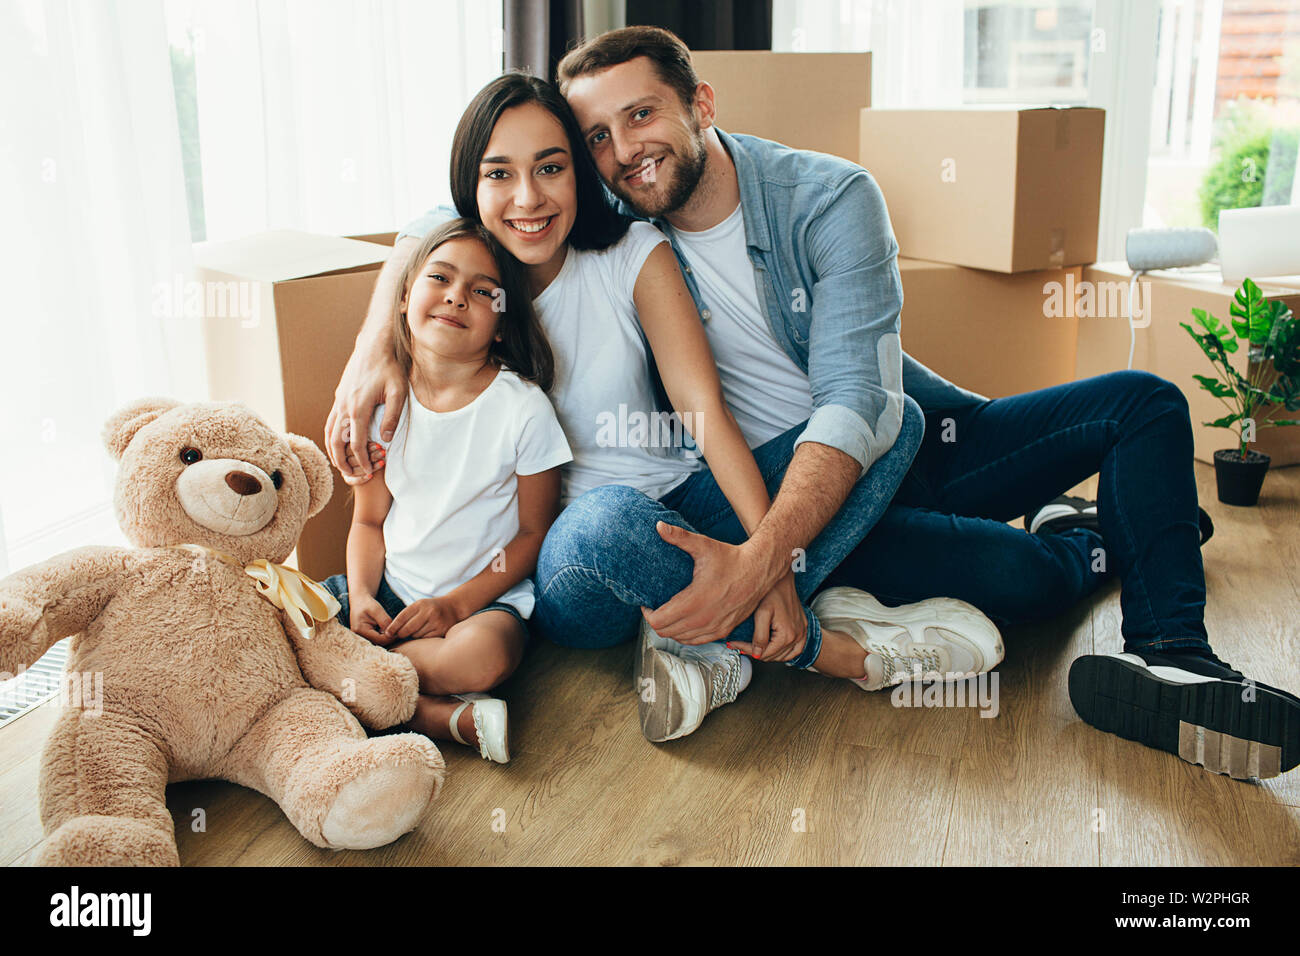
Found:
[398,128,984,473]
[614,128,985,475]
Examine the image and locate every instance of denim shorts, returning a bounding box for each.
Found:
[320,573,527,633]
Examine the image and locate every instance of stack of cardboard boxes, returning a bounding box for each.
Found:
[195,52,1299,574]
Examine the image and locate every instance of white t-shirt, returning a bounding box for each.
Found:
[370,368,572,618]
[672,203,813,448]
[535,220,703,505]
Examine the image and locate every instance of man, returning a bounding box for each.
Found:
[542,26,1300,779]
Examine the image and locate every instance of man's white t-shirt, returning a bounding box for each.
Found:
[369,368,572,619]
[671,203,813,448]
[535,220,703,505]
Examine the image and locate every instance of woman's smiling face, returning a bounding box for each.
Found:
[476,102,577,280]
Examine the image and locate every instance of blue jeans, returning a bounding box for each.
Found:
[824,371,1211,653]
[532,396,925,669]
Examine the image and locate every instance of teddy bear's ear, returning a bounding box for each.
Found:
[103,397,183,460]
[285,434,334,518]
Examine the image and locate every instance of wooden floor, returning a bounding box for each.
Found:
[3,462,1299,866]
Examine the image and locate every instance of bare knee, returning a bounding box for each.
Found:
[453,642,519,693]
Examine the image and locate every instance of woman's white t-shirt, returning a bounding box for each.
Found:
[369,368,572,618]
[535,220,703,505]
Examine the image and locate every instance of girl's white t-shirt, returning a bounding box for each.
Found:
[534,220,704,506]
[369,368,572,619]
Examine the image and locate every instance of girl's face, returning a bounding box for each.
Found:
[402,238,503,364]
[476,102,577,280]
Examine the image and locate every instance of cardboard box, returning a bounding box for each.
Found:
[193,230,395,578]
[1074,262,1300,467]
[860,107,1105,273]
[898,257,1081,399]
[691,51,871,161]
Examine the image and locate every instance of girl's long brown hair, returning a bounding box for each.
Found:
[390,218,555,393]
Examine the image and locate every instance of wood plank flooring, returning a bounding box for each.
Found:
[3,462,1298,866]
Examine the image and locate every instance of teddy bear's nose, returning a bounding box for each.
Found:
[225,470,263,496]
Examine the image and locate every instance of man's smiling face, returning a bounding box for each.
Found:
[564,56,709,219]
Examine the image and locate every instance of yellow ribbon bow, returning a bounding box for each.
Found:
[168,544,340,638]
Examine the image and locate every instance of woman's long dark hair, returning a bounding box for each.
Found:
[391,218,555,393]
[450,71,630,252]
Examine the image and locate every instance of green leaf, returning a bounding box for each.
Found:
[1230,277,1273,345]
[1205,413,1243,429]
[1192,307,1230,338]
[1192,374,1235,398]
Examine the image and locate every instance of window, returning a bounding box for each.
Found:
[964,2,1096,104]
[1144,0,1300,232]
[772,0,1097,107]
[160,0,503,244]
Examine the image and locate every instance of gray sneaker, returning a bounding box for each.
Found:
[635,619,747,742]
[811,587,1004,692]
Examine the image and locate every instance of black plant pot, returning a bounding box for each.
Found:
[1213,448,1271,506]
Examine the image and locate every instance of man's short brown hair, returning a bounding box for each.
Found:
[556,25,699,110]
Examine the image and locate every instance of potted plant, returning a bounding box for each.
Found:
[1180,277,1300,506]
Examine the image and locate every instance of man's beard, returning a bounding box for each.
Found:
[615,133,708,219]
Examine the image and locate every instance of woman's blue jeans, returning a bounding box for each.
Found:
[825,371,1212,653]
[532,396,926,669]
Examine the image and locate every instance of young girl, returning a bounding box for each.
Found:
[322,217,572,764]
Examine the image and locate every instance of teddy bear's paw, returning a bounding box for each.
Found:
[37,815,180,867]
[0,592,49,661]
[346,653,422,729]
[317,734,446,851]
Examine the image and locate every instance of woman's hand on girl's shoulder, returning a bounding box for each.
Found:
[339,441,388,487]
[383,597,461,641]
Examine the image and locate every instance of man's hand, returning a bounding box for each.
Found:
[325,350,406,478]
[729,572,807,663]
[351,595,395,646]
[642,521,783,645]
[384,597,462,641]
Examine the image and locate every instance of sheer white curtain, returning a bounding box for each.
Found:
[184,0,504,241]
[771,0,965,108]
[0,1,501,575]
[0,0,205,573]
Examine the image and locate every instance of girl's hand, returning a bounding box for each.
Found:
[384,597,461,641]
[340,441,387,487]
[351,595,395,646]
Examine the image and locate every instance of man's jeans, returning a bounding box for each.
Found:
[533,396,925,670]
[825,371,1212,654]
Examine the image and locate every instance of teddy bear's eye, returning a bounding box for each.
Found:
[179,447,202,465]
[271,470,283,489]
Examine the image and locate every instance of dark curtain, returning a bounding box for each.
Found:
[504,0,586,81]
[624,0,772,50]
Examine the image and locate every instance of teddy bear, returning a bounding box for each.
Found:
[0,397,445,866]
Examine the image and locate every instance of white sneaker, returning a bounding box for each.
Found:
[635,619,751,743]
[449,693,509,764]
[810,587,1004,692]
